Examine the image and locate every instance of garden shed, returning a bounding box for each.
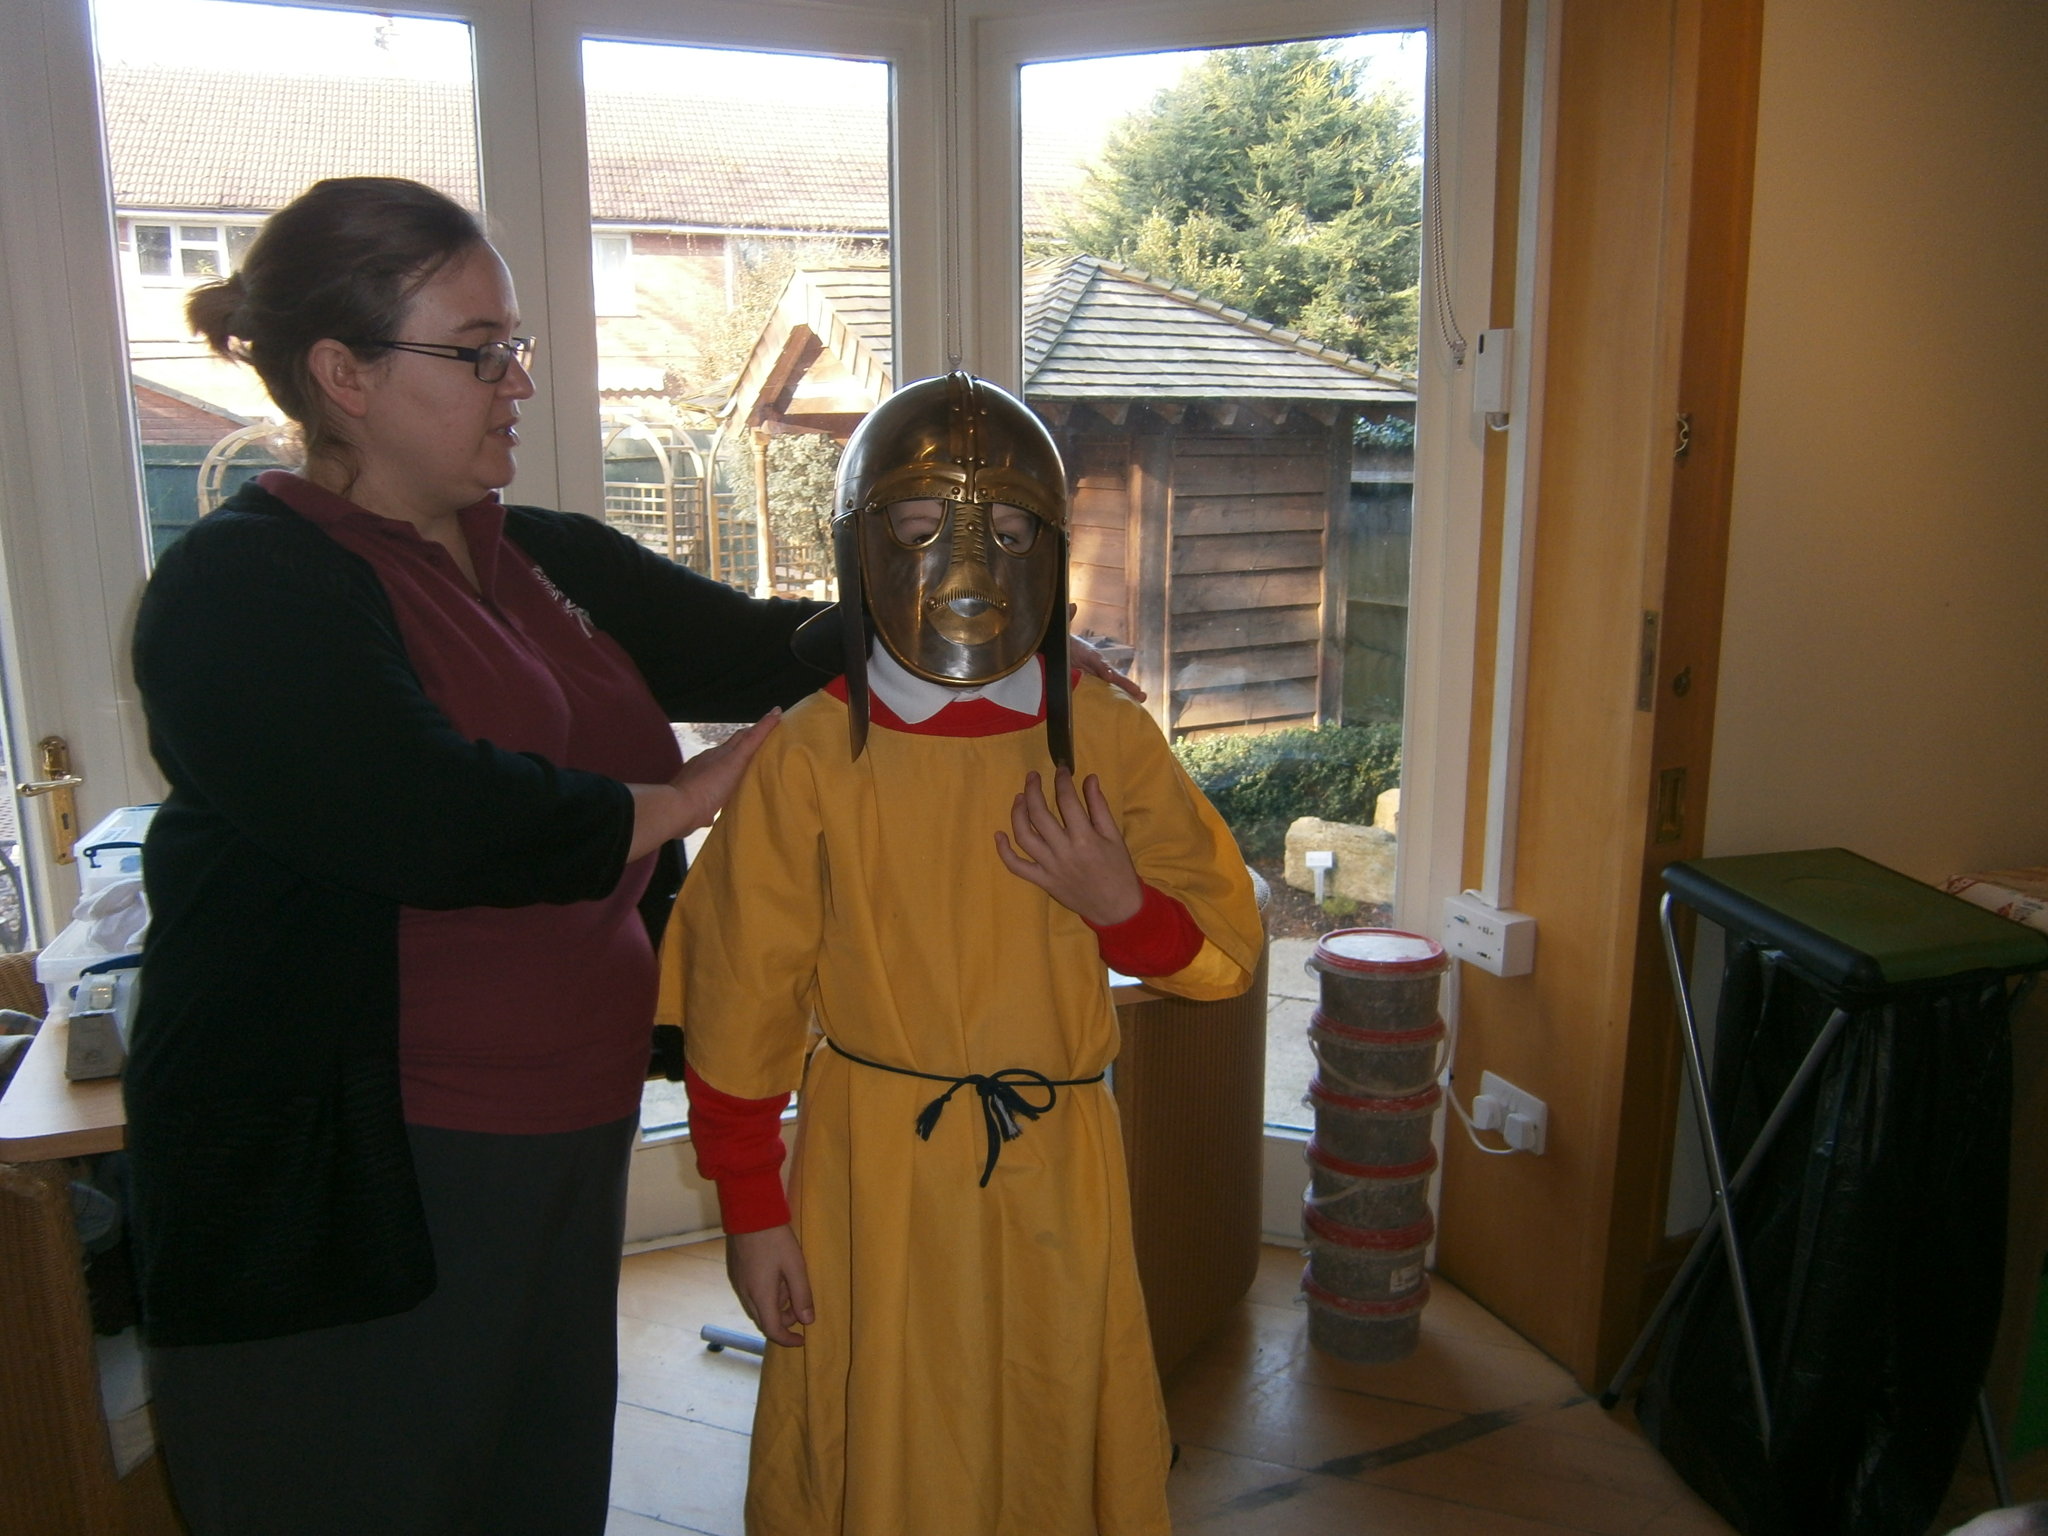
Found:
[722,254,1416,737]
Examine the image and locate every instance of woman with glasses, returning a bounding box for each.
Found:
[124,175,824,1536]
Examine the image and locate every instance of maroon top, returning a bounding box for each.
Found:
[261,471,680,1132]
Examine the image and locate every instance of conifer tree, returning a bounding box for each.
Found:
[1060,42,1421,371]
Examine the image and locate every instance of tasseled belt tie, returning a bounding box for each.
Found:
[824,1039,1105,1187]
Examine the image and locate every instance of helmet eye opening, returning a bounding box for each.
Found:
[990,503,1042,555]
[881,498,948,548]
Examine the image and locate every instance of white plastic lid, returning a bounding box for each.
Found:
[1312,927,1449,977]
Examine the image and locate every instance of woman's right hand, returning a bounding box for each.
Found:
[626,710,780,860]
[726,1224,813,1347]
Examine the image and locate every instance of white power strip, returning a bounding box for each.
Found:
[1442,892,1538,977]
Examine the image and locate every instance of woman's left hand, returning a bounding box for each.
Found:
[1067,607,1144,701]
[625,709,780,860]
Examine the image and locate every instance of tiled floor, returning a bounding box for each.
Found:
[607,1240,1748,1534]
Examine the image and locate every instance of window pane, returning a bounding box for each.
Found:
[91,0,480,560]
[1022,36,1427,1131]
[592,231,634,316]
[581,41,891,596]
[134,222,170,275]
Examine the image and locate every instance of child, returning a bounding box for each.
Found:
[669,373,1262,1535]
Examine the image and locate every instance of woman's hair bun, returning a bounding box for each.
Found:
[185,272,249,358]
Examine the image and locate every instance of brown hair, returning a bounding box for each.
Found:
[185,177,488,476]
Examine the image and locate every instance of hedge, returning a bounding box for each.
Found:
[1172,722,1402,862]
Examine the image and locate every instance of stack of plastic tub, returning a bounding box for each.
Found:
[1300,928,1449,1363]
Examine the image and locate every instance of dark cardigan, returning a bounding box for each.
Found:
[126,483,827,1346]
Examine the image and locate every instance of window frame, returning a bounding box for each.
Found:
[978,1,1501,1238]
[0,0,1501,1244]
[589,228,635,316]
[125,215,261,284]
[972,0,1498,970]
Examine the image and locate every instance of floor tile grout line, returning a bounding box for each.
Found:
[608,1510,723,1536]
[620,1401,757,1441]
[1199,1354,1578,1420]
[1170,1389,1594,1485]
[1310,1392,1590,1477]
[1194,1459,1600,1533]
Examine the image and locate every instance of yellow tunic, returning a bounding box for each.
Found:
[672,676,1262,1536]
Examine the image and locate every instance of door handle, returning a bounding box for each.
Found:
[17,735,82,865]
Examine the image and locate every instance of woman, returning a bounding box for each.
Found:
[131,175,1132,1535]
[127,176,826,1536]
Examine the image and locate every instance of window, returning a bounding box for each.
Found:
[4,0,1494,1240]
[91,0,482,559]
[591,230,634,316]
[579,40,893,599]
[130,219,259,280]
[1020,34,1427,1133]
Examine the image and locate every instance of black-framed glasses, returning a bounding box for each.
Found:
[370,336,537,383]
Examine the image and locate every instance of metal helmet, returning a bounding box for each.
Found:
[823,372,1073,766]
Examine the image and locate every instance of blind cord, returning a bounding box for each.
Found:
[1425,0,1469,369]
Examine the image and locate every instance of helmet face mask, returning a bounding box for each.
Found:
[821,372,1074,765]
[861,494,1058,684]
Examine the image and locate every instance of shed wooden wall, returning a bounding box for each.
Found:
[1053,414,1360,738]
[1168,432,1338,736]
[1066,437,1132,645]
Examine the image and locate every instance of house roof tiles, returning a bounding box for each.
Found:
[103,68,481,213]
[101,64,1077,235]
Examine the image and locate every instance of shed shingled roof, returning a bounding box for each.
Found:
[733,259,1409,428]
[801,268,894,380]
[100,65,1080,234]
[1022,257,1415,401]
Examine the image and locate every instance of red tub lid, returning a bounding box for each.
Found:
[1303,1207,1435,1250]
[1308,1008,1446,1047]
[1306,1138,1438,1181]
[1301,1269,1432,1317]
[1307,1077,1443,1116]
[1312,928,1449,978]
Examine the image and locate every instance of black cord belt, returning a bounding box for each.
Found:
[824,1039,1105,1188]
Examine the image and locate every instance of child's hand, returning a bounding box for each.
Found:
[726,1224,814,1347]
[995,769,1145,926]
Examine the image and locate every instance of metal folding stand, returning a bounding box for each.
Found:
[1600,903,1851,1441]
[1602,848,2048,1510]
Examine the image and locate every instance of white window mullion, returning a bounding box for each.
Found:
[0,0,160,930]
[469,0,564,512]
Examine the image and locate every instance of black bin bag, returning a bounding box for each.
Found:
[1637,937,2012,1536]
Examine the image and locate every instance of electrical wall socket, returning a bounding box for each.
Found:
[1479,1070,1547,1155]
[1442,893,1538,976]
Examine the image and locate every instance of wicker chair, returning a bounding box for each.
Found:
[0,947,46,1019]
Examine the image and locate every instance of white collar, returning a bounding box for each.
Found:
[865,643,1044,724]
